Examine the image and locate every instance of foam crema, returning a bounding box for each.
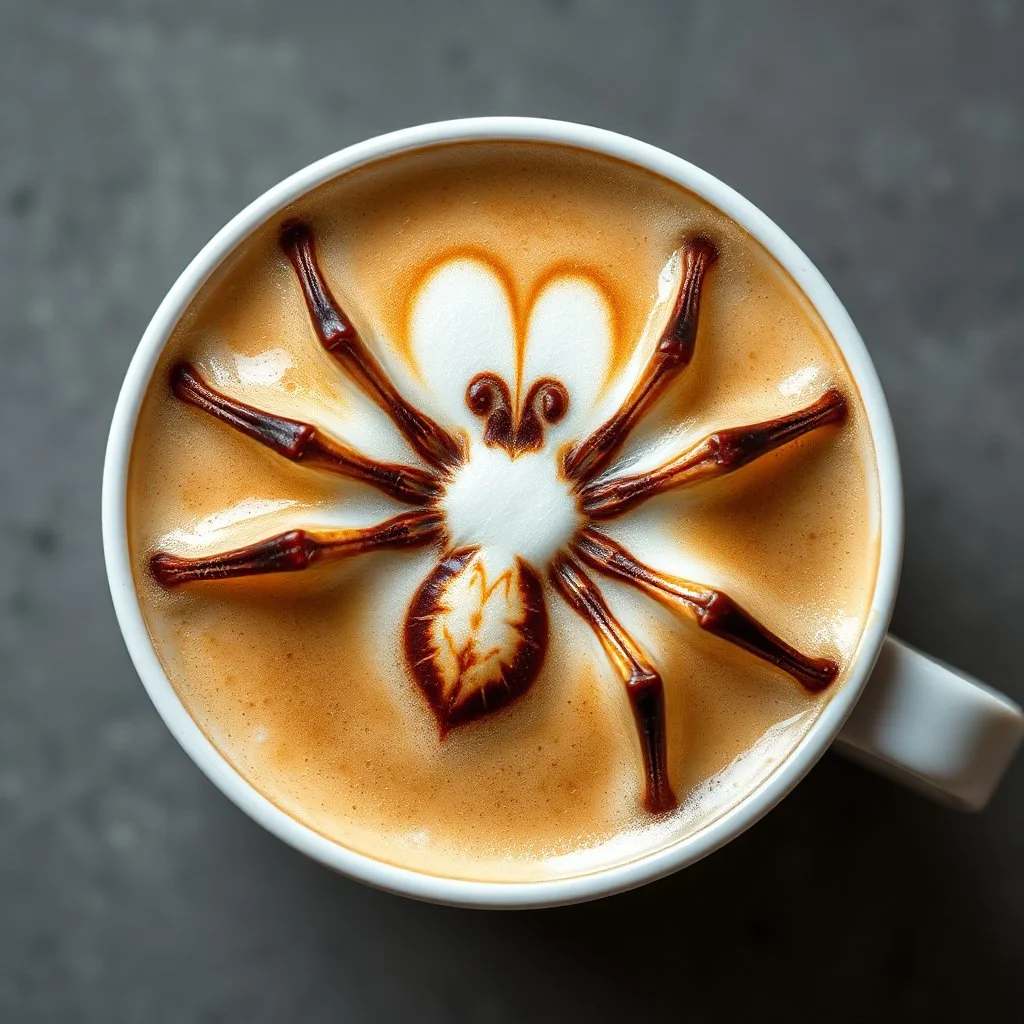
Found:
[128,141,880,882]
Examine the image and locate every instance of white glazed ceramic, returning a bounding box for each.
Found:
[102,118,1024,909]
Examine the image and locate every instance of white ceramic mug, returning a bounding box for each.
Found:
[102,117,1024,909]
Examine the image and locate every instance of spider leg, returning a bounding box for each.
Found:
[550,553,675,813]
[280,221,464,473]
[575,529,838,692]
[150,509,443,587]
[563,236,717,484]
[582,388,847,519]
[171,363,441,505]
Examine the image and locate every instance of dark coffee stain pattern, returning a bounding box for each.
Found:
[149,222,848,815]
[550,553,674,813]
[582,388,848,519]
[405,547,548,734]
[171,363,441,505]
[575,530,838,691]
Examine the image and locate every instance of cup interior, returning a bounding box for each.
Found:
[102,117,903,908]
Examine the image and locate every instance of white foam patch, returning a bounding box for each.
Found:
[578,249,686,460]
[778,364,821,397]
[409,258,516,434]
[308,392,426,470]
[441,443,580,570]
[819,614,864,664]
[160,497,298,550]
[232,347,293,386]
[202,345,420,469]
[596,421,704,481]
[597,512,723,598]
[521,276,612,444]
[158,490,405,556]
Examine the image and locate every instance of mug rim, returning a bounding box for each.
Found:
[102,116,903,909]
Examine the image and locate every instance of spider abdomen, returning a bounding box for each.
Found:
[405,546,548,734]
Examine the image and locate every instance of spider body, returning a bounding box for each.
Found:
[150,222,845,814]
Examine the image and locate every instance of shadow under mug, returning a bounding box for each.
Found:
[102,117,1024,909]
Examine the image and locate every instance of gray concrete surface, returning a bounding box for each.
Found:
[1,1,1022,1021]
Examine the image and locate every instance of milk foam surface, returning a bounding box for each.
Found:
[128,141,880,882]
[442,443,579,567]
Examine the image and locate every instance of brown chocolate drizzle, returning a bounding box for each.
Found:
[564,236,718,483]
[171,363,441,505]
[405,547,548,734]
[583,388,848,519]
[575,529,838,691]
[516,378,569,452]
[550,553,675,813]
[280,221,464,472]
[150,509,443,587]
[466,373,569,456]
[466,373,514,451]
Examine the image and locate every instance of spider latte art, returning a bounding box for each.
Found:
[129,143,879,881]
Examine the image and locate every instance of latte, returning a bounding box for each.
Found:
[128,141,879,881]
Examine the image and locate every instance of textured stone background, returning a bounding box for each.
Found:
[1,1,1022,1021]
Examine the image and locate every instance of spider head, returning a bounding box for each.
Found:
[465,372,569,456]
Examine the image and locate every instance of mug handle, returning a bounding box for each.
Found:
[834,636,1024,810]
